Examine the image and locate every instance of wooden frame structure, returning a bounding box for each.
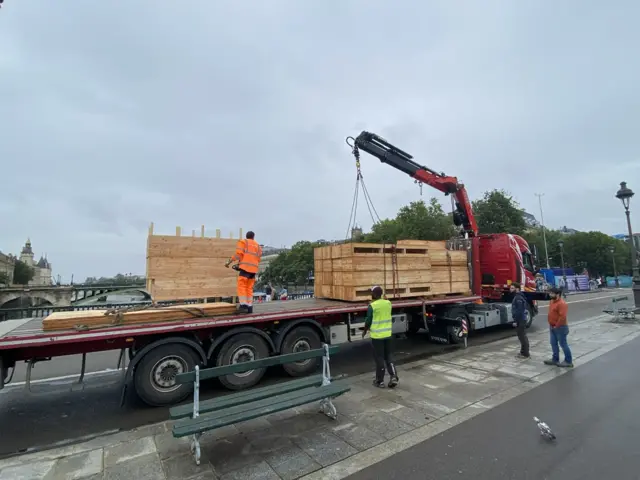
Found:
[146,223,245,302]
[314,240,470,302]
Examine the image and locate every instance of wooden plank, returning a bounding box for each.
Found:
[172,383,351,437]
[42,302,236,331]
[169,375,324,419]
[177,345,341,383]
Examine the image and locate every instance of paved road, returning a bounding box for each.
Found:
[347,304,640,480]
[0,292,619,457]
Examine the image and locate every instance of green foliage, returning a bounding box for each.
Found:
[472,189,527,236]
[523,230,631,276]
[366,198,457,243]
[0,271,9,286]
[84,274,146,285]
[261,240,328,286]
[13,260,35,285]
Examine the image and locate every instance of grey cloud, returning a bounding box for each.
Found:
[1,0,639,280]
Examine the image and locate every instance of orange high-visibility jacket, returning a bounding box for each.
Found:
[230,239,262,274]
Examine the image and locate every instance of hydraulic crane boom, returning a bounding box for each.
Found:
[350,131,479,237]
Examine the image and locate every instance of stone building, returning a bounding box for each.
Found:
[18,239,53,286]
[0,251,15,285]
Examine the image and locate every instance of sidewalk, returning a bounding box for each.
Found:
[2,313,639,480]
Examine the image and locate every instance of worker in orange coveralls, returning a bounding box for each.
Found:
[225,231,263,314]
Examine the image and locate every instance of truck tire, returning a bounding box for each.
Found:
[524,305,534,329]
[216,333,269,390]
[133,343,197,407]
[446,307,469,345]
[280,325,322,377]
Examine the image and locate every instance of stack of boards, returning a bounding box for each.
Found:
[42,302,237,332]
[314,240,470,302]
[146,233,239,302]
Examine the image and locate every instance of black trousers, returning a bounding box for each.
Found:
[372,338,397,383]
[516,322,530,356]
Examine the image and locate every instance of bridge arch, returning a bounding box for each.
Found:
[0,292,60,309]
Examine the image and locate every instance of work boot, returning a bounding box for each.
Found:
[247,306,254,314]
[237,305,250,314]
[557,361,574,368]
[388,376,399,389]
[543,359,559,366]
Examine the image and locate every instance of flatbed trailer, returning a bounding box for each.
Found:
[0,293,533,407]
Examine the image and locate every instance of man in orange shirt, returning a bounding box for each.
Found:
[225,231,262,314]
[544,287,573,367]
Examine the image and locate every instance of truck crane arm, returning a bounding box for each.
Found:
[350,131,479,237]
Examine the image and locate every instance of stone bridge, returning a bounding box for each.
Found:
[0,284,152,309]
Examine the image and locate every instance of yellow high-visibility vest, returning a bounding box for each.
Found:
[370,298,392,339]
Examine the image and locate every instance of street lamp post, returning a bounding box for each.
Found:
[609,245,619,288]
[615,181,640,309]
[557,239,567,290]
[535,193,551,269]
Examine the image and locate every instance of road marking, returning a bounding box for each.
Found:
[537,293,621,309]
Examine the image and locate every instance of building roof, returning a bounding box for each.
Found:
[20,238,33,255]
[37,255,51,269]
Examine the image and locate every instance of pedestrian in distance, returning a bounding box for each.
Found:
[225,231,263,314]
[510,282,530,359]
[265,283,273,302]
[362,286,399,388]
[544,287,573,367]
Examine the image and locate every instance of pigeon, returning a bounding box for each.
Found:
[534,416,556,440]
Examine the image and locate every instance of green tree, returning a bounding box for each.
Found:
[473,189,527,236]
[366,198,457,243]
[522,229,631,276]
[261,241,328,286]
[13,260,35,285]
[562,232,630,277]
[0,271,9,286]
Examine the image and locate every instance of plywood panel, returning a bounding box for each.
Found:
[146,224,244,301]
[314,240,471,301]
[43,302,237,331]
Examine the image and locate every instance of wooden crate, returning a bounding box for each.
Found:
[314,240,470,301]
[146,223,245,302]
[43,302,237,331]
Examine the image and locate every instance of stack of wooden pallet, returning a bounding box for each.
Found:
[146,223,244,302]
[42,302,237,331]
[313,240,470,302]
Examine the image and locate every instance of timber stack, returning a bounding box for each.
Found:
[146,223,244,302]
[313,240,470,302]
[42,302,237,331]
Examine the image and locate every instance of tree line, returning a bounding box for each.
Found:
[259,190,634,287]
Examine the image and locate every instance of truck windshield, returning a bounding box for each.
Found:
[522,252,534,272]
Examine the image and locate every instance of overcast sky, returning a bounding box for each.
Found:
[1,1,639,281]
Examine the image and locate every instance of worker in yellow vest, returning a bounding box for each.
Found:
[361,286,399,388]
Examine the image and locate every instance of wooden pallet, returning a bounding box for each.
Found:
[146,223,245,302]
[314,240,470,302]
[43,302,237,331]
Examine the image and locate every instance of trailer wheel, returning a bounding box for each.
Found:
[280,326,322,377]
[216,333,269,390]
[133,343,197,407]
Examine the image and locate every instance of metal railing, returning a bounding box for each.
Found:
[0,292,315,321]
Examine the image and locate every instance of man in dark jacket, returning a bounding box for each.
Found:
[510,282,530,359]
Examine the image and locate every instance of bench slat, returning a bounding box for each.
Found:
[169,374,324,419]
[176,344,341,384]
[173,383,350,438]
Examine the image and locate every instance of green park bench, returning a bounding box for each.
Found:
[603,295,637,322]
[169,343,350,465]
